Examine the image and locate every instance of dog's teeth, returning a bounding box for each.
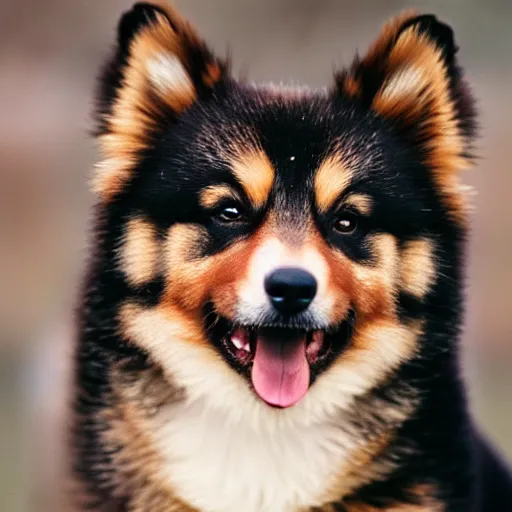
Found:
[232,336,244,350]
[231,328,251,352]
[306,330,325,360]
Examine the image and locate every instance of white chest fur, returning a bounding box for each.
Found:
[153,398,354,512]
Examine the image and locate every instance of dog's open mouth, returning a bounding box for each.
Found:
[207,312,354,408]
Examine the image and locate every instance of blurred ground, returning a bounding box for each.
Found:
[0,1,511,511]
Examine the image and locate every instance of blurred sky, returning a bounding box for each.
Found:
[0,1,511,511]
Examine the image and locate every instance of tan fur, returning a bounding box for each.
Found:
[229,149,275,208]
[199,185,239,209]
[93,1,223,203]
[344,503,439,512]
[163,222,216,312]
[354,10,420,70]
[322,433,395,503]
[337,10,472,223]
[297,230,417,398]
[344,484,444,511]
[118,301,212,365]
[344,193,373,216]
[98,363,195,511]
[119,217,160,287]
[338,318,422,396]
[342,75,362,99]
[162,222,262,318]
[400,238,436,299]
[337,10,418,100]
[371,26,469,222]
[321,384,419,505]
[314,156,354,213]
[324,233,398,319]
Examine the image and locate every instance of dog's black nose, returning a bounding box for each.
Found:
[264,267,317,315]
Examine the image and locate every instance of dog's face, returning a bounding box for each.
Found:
[95,3,475,410]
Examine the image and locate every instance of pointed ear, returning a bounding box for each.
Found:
[334,12,477,217]
[93,1,227,202]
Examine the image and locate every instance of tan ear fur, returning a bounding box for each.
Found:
[94,2,225,202]
[335,12,477,223]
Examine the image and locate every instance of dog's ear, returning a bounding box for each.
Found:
[334,12,477,215]
[94,2,227,202]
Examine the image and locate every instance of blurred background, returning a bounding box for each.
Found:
[0,0,510,510]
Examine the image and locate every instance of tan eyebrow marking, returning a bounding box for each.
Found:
[229,149,275,208]
[344,194,373,215]
[314,156,354,213]
[199,185,239,209]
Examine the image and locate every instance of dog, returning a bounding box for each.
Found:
[70,2,512,510]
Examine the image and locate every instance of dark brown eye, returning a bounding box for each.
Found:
[333,213,358,234]
[216,206,244,223]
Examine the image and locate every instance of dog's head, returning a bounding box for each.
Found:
[93,2,476,412]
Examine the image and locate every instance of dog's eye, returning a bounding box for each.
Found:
[215,205,244,223]
[333,213,358,234]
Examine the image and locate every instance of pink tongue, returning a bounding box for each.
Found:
[251,331,310,408]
